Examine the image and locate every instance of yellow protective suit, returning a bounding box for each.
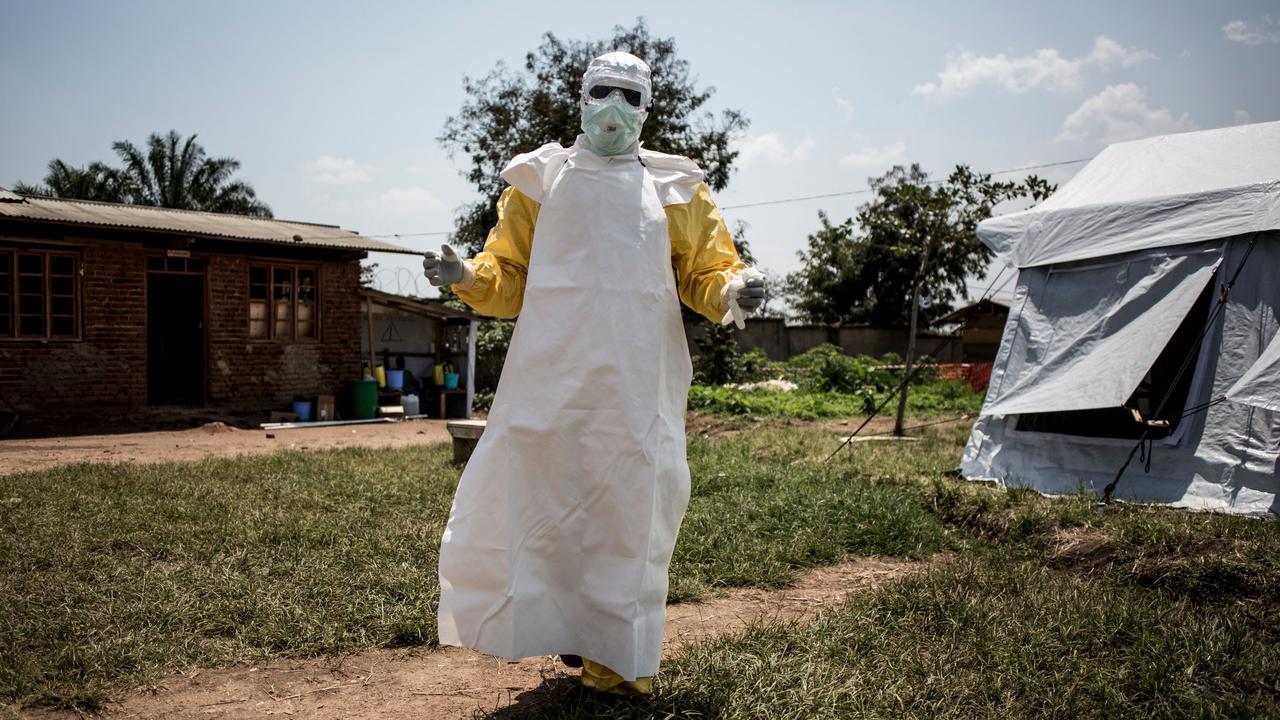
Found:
[441,141,747,693]
[456,183,746,322]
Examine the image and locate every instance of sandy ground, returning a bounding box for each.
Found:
[2,412,951,477]
[17,557,924,720]
[0,419,454,476]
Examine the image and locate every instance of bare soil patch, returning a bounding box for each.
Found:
[15,557,927,720]
[0,420,453,476]
[1047,526,1117,573]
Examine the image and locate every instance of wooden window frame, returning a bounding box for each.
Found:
[248,262,321,342]
[146,254,206,275]
[0,246,81,341]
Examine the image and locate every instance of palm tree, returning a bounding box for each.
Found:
[11,159,127,202]
[112,130,272,217]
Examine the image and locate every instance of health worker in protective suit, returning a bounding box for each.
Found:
[425,51,765,695]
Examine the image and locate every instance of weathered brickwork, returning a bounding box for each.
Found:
[0,237,363,426]
[0,241,147,419]
[205,255,361,406]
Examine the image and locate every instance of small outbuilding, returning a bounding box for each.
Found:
[0,189,418,433]
[934,298,1010,363]
[360,288,485,419]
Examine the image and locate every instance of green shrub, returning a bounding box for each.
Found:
[474,320,514,393]
[905,379,983,414]
[692,321,770,386]
[687,385,871,420]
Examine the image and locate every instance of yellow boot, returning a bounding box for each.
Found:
[580,658,654,696]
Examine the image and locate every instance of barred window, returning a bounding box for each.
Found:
[248,263,319,340]
[0,248,79,340]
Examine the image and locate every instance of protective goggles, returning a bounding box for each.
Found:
[585,83,645,108]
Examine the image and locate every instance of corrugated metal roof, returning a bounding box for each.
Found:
[0,193,420,255]
[935,298,1011,325]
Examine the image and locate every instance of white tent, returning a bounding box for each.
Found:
[962,121,1280,516]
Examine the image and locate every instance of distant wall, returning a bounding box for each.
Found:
[684,317,962,364]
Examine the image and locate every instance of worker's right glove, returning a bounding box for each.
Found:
[735,276,766,312]
[720,268,767,329]
[423,243,464,287]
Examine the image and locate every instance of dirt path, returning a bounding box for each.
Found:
[19,558,922,720]
[0,413,915,478]
[0,420,454,476]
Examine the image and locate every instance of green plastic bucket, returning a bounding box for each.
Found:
[346,379,378,420]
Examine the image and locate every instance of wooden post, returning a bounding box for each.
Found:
[895,233,933,436]
[365,294,376,375]
[465,319,477,419]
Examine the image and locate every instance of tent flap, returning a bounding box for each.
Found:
[983,248,1221,417]
[1227,331,1280,412]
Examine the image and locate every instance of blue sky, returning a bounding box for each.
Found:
[3,1,1278,303]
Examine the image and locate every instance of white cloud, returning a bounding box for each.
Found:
[1056,84,1196,145]
[913,35,1155,99]
[1222,17,1280,45]
[304,155,371,185]
[833,87,855,119]
[1234,109,1253,125]
[1086,35,1157,67]
[369,187,443,213]
[839,142,907,169]
[734,132,815,168]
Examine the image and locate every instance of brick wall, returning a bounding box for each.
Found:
[206,255,361,407]
[0,241,147,419]
[0,237,363,428]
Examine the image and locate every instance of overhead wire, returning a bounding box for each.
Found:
[720,157,1092,211]
[300,156,1095,242]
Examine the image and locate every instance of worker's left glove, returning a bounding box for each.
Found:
[720,269,767,329]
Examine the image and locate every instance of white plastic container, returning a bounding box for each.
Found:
[401,394,420,417]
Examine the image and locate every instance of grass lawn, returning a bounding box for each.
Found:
[2,404,1278,716]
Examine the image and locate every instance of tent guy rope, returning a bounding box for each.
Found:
[1099,233,1261,511]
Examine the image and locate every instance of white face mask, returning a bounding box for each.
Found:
[580,93,647,156]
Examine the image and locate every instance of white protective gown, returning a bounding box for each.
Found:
[437,138,701,681]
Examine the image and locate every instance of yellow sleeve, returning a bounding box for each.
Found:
[454,186,540,319]
[666,183,748,323]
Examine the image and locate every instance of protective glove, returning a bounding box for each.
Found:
[423,243,464,287]
[720,268,767,329]
[736,276,766,312]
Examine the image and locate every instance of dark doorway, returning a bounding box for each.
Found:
[147,272,205,405]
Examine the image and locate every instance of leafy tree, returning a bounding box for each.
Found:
[785,164,1053,327]
[11,160,126,202]
[12,130,271,217]
[439,18,748,256]
[782,212,861,325]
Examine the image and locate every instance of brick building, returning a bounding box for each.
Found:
[0,188,416,434]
